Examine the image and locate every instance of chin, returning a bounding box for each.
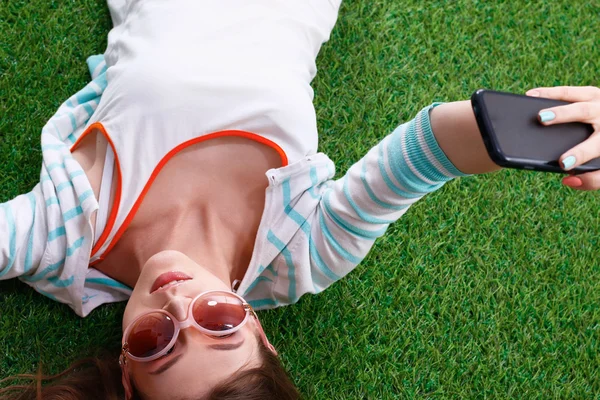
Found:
[123,251,234,327]
[138,251,197,289]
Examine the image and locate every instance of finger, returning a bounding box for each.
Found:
[562,170,600,191]
[526,86,600,103]
[558,132,600,171]
[537,102,600,126]
[562,175,583,189]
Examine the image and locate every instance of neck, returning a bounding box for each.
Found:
[94,136,282,290]
[126,200,258,287]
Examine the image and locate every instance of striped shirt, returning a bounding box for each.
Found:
[0,55,467,317]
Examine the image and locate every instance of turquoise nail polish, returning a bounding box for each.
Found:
[539,111,555,122]
[562,155,576,169]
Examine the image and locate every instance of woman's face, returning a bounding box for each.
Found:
[122,250,267,399]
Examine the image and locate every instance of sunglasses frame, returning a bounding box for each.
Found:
[121,290,253,363]
[119,290,276,400]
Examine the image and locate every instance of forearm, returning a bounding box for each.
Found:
[311,103,471,287]
[316,103,468,241]
[429,100,501,175]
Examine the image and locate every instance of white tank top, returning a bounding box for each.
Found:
[81,0,339,263]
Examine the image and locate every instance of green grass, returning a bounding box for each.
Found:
[1,0,600,398]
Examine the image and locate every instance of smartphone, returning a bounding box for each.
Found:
[471,89,599,173]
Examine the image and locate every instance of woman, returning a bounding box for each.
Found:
[1,0,599,398]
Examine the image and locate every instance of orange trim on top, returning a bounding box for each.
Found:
[70,122,123,259]
[88,129,288,263]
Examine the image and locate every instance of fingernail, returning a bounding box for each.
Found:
[527,90,540,97]
[562,155,576,170]
[539,110,555,122]
[563,176,582,187]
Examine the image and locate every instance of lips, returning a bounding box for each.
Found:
[150,271,192,294]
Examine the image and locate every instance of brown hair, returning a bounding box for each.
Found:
[0,341,299,400]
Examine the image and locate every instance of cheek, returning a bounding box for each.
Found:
[122,293,147,332]
[122,298,136,331]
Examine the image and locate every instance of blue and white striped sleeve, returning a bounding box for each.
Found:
[0,55,106,289]
[0,187,47,279]
[309,103,469,289]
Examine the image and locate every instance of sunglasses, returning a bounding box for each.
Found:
[120,290,265,363]
[119,290,277,399]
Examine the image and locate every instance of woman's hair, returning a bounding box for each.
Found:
[0,340,299,400]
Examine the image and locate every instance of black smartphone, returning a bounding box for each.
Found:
[471,89,599,173]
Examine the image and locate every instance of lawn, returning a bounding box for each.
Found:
[1,0,599,398]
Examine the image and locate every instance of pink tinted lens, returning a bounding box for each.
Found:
[127,313,175,358]
[192,292,246,332]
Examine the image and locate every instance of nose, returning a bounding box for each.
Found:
[162,296,193,321]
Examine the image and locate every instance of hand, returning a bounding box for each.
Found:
[526,86,600,191]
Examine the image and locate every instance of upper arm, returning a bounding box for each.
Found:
[308,104,466,289]
[0,188,45,280]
